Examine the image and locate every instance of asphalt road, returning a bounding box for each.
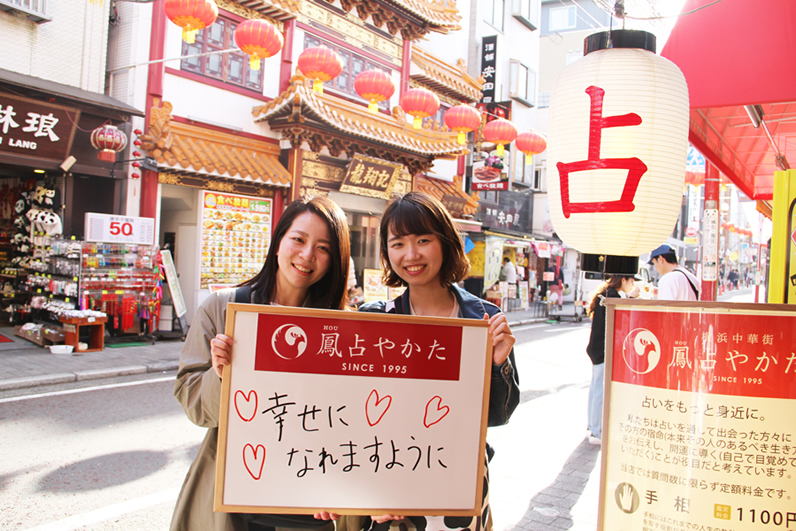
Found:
[1,318,597,531]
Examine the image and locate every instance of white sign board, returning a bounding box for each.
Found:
[701,208,718,281]
[216,305,492,516]
[84,212,155,245]
[160,250,186,318]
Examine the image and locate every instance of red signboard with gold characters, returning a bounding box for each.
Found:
[600,299,796,531]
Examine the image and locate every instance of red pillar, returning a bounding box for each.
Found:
[701,162,720,301]
[287,148,303,203]
[279,19,295,93]
[141,0,167,218]
[400,40,412,95]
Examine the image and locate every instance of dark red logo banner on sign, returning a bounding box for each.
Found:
[611,308,796,400]
[254,314,463,381]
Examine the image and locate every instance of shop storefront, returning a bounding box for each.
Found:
[0,70,144,334]
[138,102,291,323]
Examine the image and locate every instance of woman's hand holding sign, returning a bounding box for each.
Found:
[211,333,234,378]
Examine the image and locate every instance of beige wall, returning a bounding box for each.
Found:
[539,30,589,91]
[0,2,109,92]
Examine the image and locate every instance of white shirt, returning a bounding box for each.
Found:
[658,267,700,301]
[502,261,517,284]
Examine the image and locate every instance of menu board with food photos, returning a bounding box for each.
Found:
[200,191,272,289]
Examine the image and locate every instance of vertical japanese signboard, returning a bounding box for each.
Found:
[702,208,719,282]
[601,299,796,531]
[480,36,497,104]
[216,306,492,515]
[200,191,272,289]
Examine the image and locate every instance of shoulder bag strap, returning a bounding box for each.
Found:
[675,269,699,298]
[234,285,253,303]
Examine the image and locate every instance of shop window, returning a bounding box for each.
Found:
[483,0,505,32]
[548,5,576,31]
[181,14,263,92]
[303,35,391,111]
[346,211,381,289]
[509,60,535,107]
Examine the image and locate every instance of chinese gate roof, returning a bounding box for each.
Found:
[411,46,483,103]
[224,0,299,21]
[416,174,480,216]
[661,0,796,201]
[337,0,461,40]
[252,76,467,174]
[140,102,291,187]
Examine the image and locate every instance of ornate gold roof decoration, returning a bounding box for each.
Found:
[411,46,483,103]
[224,0,299,21]
[334,0,461,40]
[416,173,479,216]
[252,75,468,174]
[139,101,291,187]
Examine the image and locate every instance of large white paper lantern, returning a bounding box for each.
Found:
[547,30,689,273]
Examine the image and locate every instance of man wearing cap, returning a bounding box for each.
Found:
[648,244,700,301]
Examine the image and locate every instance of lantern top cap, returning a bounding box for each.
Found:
[584,29,656,56]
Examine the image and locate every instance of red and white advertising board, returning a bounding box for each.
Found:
[216,305,492,516]
[601,299,796,530]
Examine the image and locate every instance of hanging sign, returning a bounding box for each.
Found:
[84,212,155,245]
[479,36,497,104]
[0,92,78,161]
[600,299,796,531]
[702,208,719,281]
[216,305,492,515]
[339,154,403,200]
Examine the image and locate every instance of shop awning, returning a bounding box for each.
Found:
[660,0,796,201]
[0,67,144,119]
[140,102,290,187]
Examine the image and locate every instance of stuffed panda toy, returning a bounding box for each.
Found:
[32,184,59,209]
[34,210,62,236]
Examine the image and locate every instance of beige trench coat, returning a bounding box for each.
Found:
[170,289,249,531]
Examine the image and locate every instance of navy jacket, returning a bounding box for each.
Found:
[359,284,520,428]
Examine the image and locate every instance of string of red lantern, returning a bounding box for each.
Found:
[399,88,440,129]
[443,105,481,145]
[234,19,283,71]
[482,118,517,156]
[298,46,343,93]
[164,0,218,44]
[515,130,547,164]
[354,70,395,113]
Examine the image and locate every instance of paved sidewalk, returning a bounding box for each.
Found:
[0,287,755,393]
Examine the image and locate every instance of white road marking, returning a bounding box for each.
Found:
[0,376,175,403]
[23,487,180,531]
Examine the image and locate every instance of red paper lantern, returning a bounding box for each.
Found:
[164,0,218,44]
[234,19,283,71]
[354,70,395,113]
[483,118,517,156]
[298,46,343,93]
[443,105,481,145]
[515,130,547,164]
[399,88,440,129]
[90,125,128,162]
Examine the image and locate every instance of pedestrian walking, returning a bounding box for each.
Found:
[171,195,351,531]
[344,191,520,531]
[585,274,639,445]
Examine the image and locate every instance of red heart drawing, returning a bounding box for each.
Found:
[234,390,258,422]
[365,389,392,427]
[423,396,450,428]
[243,443,266,480]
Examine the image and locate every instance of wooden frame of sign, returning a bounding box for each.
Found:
[215,304,493,516]
[599,299,796,530]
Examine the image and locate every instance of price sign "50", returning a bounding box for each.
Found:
[85,212,155,245]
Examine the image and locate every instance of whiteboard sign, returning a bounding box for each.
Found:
[216,305,492,516]
[160,250,186,318]
[84,212,155,245]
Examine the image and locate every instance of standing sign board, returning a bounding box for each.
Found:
[216,305,492,515]
[159,250,187,334]
[600,299,796,530]
[84,213,155,245]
